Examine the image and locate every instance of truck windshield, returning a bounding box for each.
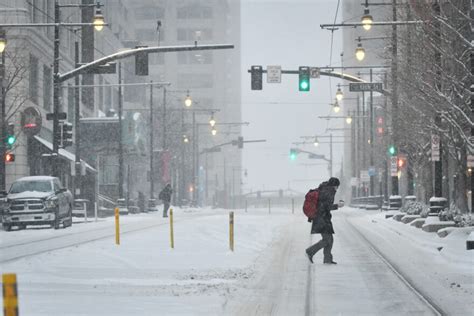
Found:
[10,181,52,194]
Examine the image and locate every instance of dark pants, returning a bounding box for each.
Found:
[163,202,170,217]
[306,233,334,263]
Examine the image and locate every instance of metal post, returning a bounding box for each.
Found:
[362,91,367,195]
[330,134,333,177]
[434,116,442,197]
[118,63,123,199]
[391,0,399,196]
[180,110,185,206]
[369,68,374,196]
[196,117,200,206]
[471,3,474,213]
[161,87,167,190]
[356,97,361,197]
[52,0,60,176]
[74,34,81,200]
[149,81,154,200]
[192,111,196,205]
[0,49,5,190]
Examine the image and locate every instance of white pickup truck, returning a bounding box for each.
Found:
[1,176,73,231]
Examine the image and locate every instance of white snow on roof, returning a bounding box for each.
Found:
[429,197,448,202]
[34,136,96,172]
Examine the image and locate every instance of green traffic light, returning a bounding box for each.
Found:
[6,135,16,146]
[388,145,396,156]
[299,80,309,91]
[290,153,297,160]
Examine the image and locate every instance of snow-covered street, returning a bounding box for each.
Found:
[1,207,472,315]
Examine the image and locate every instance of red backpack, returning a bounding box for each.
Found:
[303,189,319,219]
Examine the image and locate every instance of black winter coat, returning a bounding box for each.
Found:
[310,182,338,234]
[159,185,173,203]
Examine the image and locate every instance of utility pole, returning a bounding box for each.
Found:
[391,0,399,196]
[470,1,474,213]
[74,31,81,200]
[369,68,374,196]
[118,62,124,199]
[52,0,61,176]
[161,86,167,191]
[149,81,154,202]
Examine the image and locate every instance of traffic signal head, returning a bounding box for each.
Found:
[135,46,149,76]
[5,123,15,148]
[398,157,405,168]
[289,148,298,160]
[298,66,310,92]
[5,152,15,162]
[251,65,263,90]
[388,145,396,156]
[61,122,73,148]
[237,136,244,149]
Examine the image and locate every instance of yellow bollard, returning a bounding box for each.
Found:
[169,208,174,249]
[3,273,18,316]
[229,211,234,251]
[115,207,120,245]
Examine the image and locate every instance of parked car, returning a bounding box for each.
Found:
[1,176,73,231]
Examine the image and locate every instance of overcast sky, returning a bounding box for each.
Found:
[241,0,344,194]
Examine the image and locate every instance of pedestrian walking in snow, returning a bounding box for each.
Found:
[159,183,173,218]
[305,177,340,264]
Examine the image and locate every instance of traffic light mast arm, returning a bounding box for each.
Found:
[60,44,234,82]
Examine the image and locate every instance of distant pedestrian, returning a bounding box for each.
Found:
[305,177,341,264]
[159,184,173,218]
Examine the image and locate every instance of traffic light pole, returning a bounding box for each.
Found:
[118,63,124,199]
[390,0,399,196]
[0,49,5,190]
[369,68,375,196]
[74,33,81,200]
[149,81,154,201]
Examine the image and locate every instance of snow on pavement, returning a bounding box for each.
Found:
[0,206,473,315]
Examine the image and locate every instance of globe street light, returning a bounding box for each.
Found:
[335,85,343,101]
[211,127,217,136]
[183,135,189,143]
[355,39,366,61]
[184,91,192,107]
[209,114,216,127]
[333,100,341,113]
[361,1,373,31]
[313,137,319,147]
[346,116,353,125]
[93,7,105,31]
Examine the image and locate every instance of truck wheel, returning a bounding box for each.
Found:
[53,211,60,229]
[3,224,12,231]
[65,206,73,228]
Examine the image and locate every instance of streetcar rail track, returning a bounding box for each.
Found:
[343,215,446,316]
[0,213,216,264]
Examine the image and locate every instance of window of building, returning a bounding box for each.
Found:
[149,53,165,65]
[177,51,213,64]
[177,73,214,89]
[177,28,213,41]
[134,7,165,20]
[43,65,52,111]
[137,28,162,42]
[29,54,39,104]
[177,5,212,19]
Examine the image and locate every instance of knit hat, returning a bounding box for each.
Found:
[328,177,340,187]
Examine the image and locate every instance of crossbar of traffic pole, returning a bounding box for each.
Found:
[60,44,234,82]
[320,21,425,29]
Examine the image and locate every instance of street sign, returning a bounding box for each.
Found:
[46,112,67,121]
[360,170,370,183]
[390,156,398,176]
[310,67,320,78]
[266,65,281,83]
[431,134,440,161]
[468,155,474,168]
[368,166,376,177]
[349,82,383,92]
